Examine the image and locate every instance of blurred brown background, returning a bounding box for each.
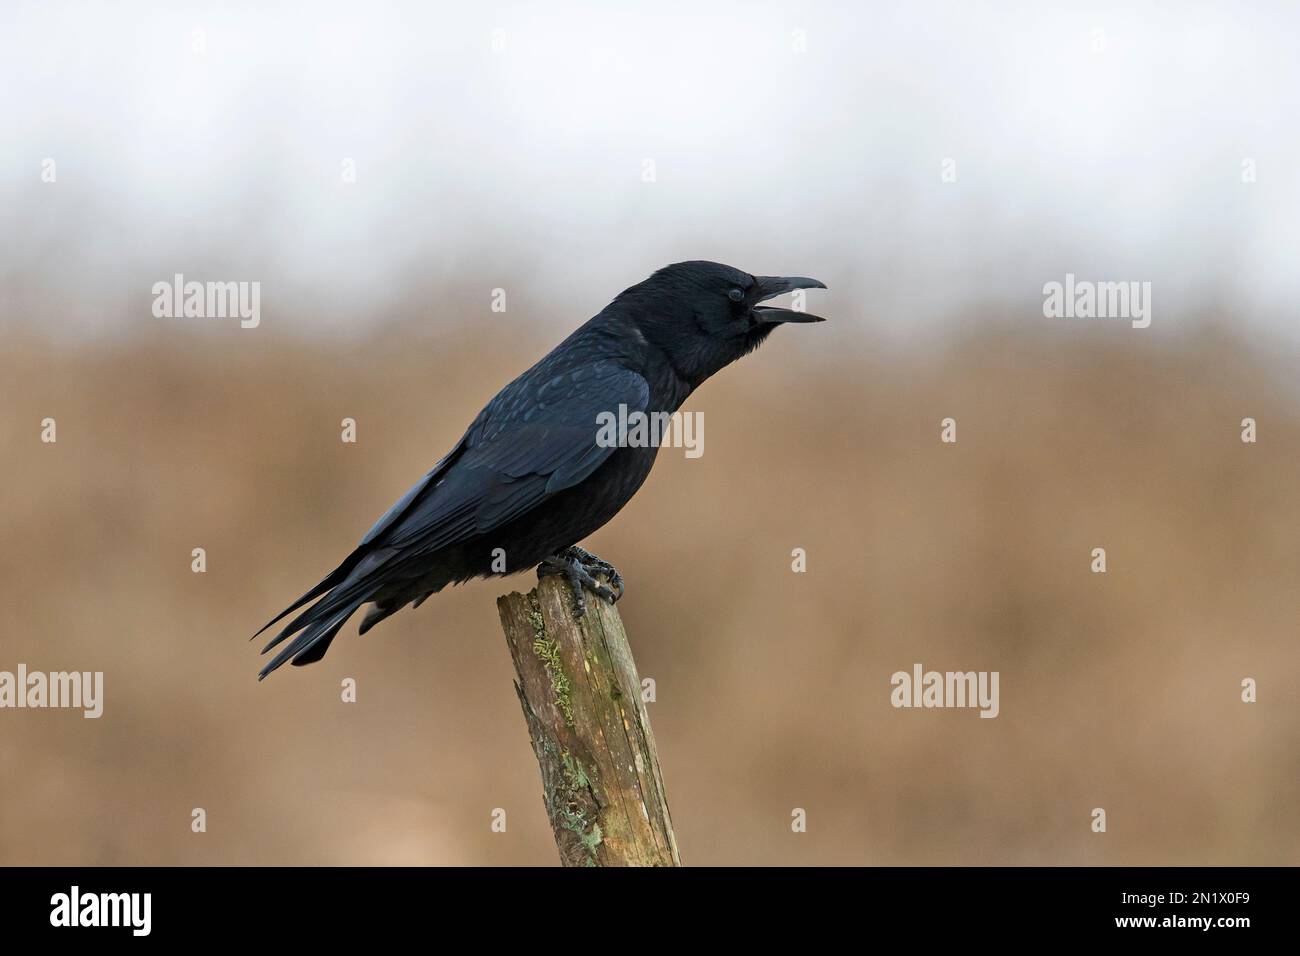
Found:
[1,313,1297,865]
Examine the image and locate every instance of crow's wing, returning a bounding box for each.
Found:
[255,359,649,676]
[368,359,650,550]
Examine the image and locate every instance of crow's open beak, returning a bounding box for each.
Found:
[752,275,827,324]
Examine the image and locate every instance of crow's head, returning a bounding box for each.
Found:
[617,260,827,386]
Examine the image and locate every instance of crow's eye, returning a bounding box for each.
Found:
[728,288,744,302]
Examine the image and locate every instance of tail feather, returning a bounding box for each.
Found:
[257,599,364,679]
[255,548,400,678]
[259,591,343,654]
[356,602,393,636]
[357,583,445,636]
[251,559,357,641]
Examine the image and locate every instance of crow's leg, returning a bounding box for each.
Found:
[536,547,622,618]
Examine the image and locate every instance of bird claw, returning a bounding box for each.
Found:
[564,546,624,601]
[537,547,624,618]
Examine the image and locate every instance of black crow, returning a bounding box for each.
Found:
[255,260,825,678]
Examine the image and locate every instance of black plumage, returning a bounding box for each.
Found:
[254,260,825,678]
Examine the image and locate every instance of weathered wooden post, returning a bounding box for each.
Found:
[497,575,681,866]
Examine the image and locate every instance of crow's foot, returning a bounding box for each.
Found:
[537,547,623,618]
[563,546,625,601]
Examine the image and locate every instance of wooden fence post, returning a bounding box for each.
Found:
[497,575,681,866]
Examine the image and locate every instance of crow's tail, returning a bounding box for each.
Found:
[256,597,364,679]
[254,548,396,679]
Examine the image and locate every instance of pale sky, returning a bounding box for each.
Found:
[2,0,1297,345]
